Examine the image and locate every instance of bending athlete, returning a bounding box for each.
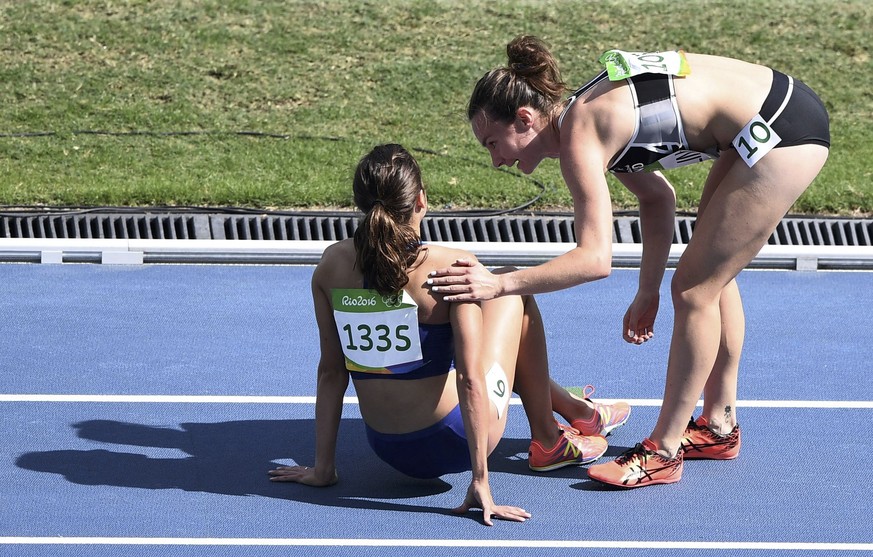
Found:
[427,37,829,488]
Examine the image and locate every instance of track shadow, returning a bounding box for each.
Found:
[15,418,459,518]
[15,418,623,520]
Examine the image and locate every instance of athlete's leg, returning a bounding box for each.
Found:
[695,151,746,433]
[701,280,744,432]
[495,292,610,468]
[477,293,525,452]
[512,290,599,418]
[650,144,828,456]
[480,283,600,449]
[480,291,568,450]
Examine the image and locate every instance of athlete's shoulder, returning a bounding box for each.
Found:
[314,239,358,288]
[422,243,479,268]
[321,238,355,260]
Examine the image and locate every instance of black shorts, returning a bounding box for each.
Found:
[763,70,830,149]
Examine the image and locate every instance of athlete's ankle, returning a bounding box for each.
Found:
[531,426,561,449]
[572,405,598,425]
[648,436,681,459]
[567,394,597,421]
[699,415,736,436]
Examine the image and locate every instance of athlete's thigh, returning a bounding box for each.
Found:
[479,295,524,384]
[698,149,739,218]
[678,144,828,290]
[478,296,524,451]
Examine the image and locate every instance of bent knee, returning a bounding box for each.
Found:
[670,273,722,312]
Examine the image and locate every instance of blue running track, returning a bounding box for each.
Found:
[1,263,871,556]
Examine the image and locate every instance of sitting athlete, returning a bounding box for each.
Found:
[269,144,630,524]
[425,37,830,488]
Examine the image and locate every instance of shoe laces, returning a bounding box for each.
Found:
[615,443,648,465]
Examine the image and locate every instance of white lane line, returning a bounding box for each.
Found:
[0,394,327,403]
[0,537,871,550]
[0,394,871,408]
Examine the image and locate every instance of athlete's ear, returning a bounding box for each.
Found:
[516,106,536,128]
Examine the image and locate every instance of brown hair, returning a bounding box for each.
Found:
[352,144,425,295]
[467,35,566,123]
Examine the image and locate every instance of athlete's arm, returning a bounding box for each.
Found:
[450,301,529,525]
[429,130,614,301]
[309,266,348,484]
[270,256,346,486]
[616,171,677,343]
[494,116,618,297]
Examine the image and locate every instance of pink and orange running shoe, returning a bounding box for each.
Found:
[568,385,631,437]
[681,416,741,460]
[587,438,683,488]
[529,430,608,472]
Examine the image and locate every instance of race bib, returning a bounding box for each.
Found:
[599,50,691,81]
[331,289,423,373]
[732,114,782,168]
[485,362,511,420]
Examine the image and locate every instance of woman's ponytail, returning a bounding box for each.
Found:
[352,145,424,295]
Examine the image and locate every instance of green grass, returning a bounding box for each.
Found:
[1,0,871,214]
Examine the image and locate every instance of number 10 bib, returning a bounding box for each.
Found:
[599,49,691,81]
[331,289,424,373]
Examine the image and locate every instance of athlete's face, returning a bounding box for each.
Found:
[471,108,546,175]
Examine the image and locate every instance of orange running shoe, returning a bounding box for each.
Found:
[681,416,741,460]
[570,385,631,437]
[529,430,608,472]
[587,438,683,488]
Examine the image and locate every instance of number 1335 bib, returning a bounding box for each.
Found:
[332,289,423,373]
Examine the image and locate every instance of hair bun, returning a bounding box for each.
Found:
[507,36,548,72]
[505,35,566,103]
[467,35,566,123]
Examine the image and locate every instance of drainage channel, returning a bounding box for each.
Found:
[0,212,871,269]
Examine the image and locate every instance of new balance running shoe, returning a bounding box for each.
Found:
[569,385,631,437]
[681,416,741,460]
[587,438,683,488]
[528,430,608,472]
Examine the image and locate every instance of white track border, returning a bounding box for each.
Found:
[0,394,873,410]
[1,394,871,408]
[0,238,872,269]
[1,537,870,551]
